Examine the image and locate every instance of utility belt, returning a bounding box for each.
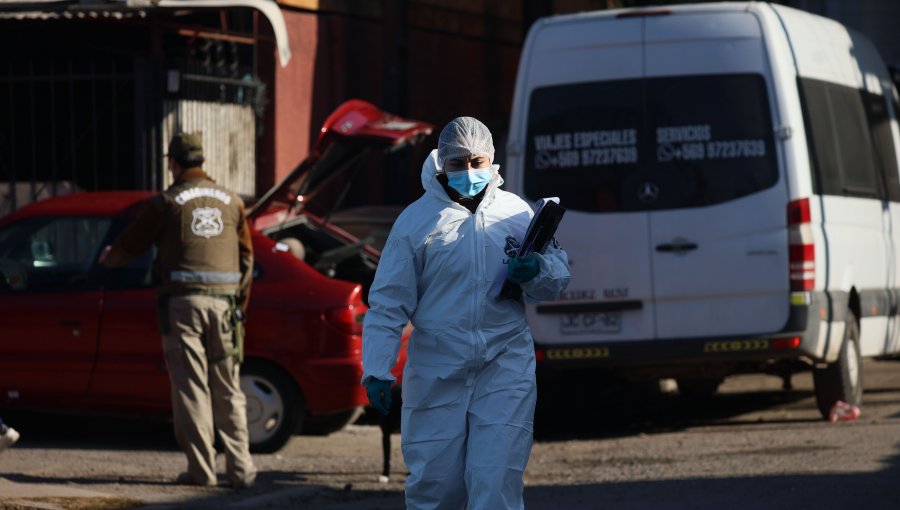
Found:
[157,289,245,364]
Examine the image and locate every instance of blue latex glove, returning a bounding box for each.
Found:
[365,378,392,415]
[508,254,540,284]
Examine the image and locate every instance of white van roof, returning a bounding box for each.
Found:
[531,1,757,27]
[526,2,892,95]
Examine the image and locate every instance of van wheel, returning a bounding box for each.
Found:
[676,377,723,398]
[241,360,305,453]
[813,311,863,419]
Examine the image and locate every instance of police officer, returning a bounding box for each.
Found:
[101,132,256,489]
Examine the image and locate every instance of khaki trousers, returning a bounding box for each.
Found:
[162,294,256,487]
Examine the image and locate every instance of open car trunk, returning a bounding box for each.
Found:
[248,99,433,300]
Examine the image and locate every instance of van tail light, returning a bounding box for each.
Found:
[787,198,815,292]
[325,287,367,336]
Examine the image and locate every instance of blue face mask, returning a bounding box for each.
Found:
[446,169,493,197]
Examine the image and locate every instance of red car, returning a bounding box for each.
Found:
[0,100,430,452]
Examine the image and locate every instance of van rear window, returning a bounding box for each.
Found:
[524,74,777,212]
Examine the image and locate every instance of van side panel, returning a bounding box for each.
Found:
[754,5,841,361]
[880,64,900,356]
[754,5,816,201]
[847,30,900,357]
[774,5,863,89]
[776,4,896,358]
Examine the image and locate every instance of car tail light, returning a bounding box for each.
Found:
[325,304,366,336]
[324,287,367,336]
[787,198,814,292]
[535,348,546,362]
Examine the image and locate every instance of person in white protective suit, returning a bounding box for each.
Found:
[361,116,571,509]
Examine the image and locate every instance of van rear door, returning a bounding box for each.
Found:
[518,16,655,345]
[643,12,789,338]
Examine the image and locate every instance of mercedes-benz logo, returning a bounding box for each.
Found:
[637,182,659,203]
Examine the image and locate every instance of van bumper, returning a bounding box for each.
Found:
[534,292,827,370]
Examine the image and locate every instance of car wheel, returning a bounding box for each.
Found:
[676,377,723,398]
[240,360,304,453]
[813,310,863,419]
[302,407,364,436]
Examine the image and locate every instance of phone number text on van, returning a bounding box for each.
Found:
[657,139,766,162]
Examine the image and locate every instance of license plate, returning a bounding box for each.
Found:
[560,312,622,334]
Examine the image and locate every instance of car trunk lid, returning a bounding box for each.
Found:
[248,99,433,228]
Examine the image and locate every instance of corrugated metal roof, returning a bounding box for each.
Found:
[0,0,291,66]
[0,9,146,19]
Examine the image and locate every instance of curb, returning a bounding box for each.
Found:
[0,477,120,499]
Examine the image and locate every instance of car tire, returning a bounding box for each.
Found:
[676,377,723,398]
[813,310,863,420]
[240,360,305,453]
[302,407,364,436]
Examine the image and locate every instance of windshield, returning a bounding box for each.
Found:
[524,74,778,212]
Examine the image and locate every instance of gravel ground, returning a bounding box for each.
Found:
[2,359,900,509]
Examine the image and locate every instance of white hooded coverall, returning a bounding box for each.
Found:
[362,149,571,510]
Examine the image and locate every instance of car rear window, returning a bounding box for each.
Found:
[524,74,778,212]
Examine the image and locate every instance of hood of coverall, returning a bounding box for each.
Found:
[420,149,503,206]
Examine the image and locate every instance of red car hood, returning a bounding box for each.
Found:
[248,99,433,228]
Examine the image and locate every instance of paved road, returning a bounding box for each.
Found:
[1,359,899,509]
[526,358,900,509]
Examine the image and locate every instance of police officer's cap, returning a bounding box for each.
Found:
[167,132,205,165]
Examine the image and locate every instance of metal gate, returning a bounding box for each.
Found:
[1,40,266,215]
[0,55,152,216]
[162,98,257,198]
[161,40,266,199]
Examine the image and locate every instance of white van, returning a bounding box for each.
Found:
[506,2,900,418]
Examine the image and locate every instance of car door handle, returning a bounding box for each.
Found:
[656,242,698,253]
